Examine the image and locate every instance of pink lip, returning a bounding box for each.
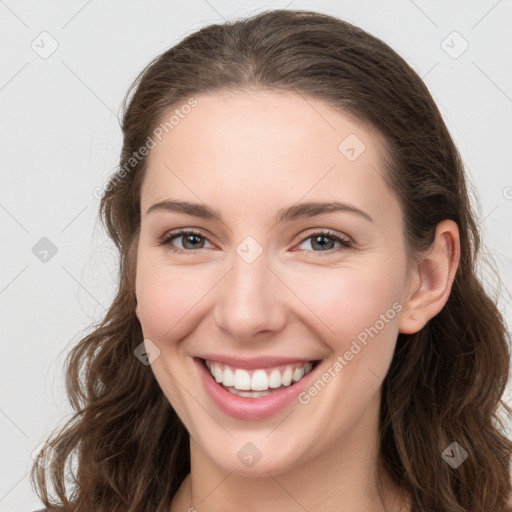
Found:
[197,353,316,370]
[194,357,321,421]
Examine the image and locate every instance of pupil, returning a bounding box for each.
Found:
[184,234,203,249]
[313,235,333,251]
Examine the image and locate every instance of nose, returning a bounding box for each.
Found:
[213,247,288,341]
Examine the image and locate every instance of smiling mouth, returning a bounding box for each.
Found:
[199,357,321,398]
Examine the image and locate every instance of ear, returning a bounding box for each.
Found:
[398,220,460,334]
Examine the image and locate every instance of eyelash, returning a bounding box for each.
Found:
[157,228,354,257]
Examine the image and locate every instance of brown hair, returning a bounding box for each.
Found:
[31,9,512,512]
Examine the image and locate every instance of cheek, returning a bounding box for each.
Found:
[297,268,405,415]
[135,261,213,342]
[293,263,405,353]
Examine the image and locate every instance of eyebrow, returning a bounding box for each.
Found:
[146,199,374,224]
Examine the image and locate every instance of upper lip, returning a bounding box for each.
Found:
[196,354,320,370]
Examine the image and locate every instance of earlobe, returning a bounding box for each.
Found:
[398,220,460,334]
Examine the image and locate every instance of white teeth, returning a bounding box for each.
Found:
[281,367,293,386]
[223,366,235,387]
[213,365,223,383]
[292,366,305,383]
[251,370,269,391]
[205,360,316,391]
[268,368,282,388]
[233,369,251,390]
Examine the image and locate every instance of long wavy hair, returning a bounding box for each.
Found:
[31,9,512,512]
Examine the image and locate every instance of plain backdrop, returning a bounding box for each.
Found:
[1,1,511,510]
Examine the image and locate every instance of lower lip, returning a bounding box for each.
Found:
[194,357,320,421]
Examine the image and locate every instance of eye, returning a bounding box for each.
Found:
[158,229,214,253]
[295,229,353,255]
[158,228,353,256]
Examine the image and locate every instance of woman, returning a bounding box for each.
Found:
[31,9,512,512]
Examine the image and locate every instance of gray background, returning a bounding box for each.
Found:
[1,1,511,510]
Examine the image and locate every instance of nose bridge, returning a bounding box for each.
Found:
[213,236,287,339]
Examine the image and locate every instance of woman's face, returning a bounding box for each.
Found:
[135,90,412,475]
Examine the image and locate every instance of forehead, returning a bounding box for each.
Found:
[140,90,399,226]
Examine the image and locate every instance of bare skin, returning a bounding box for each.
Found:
[134,90,460,512]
